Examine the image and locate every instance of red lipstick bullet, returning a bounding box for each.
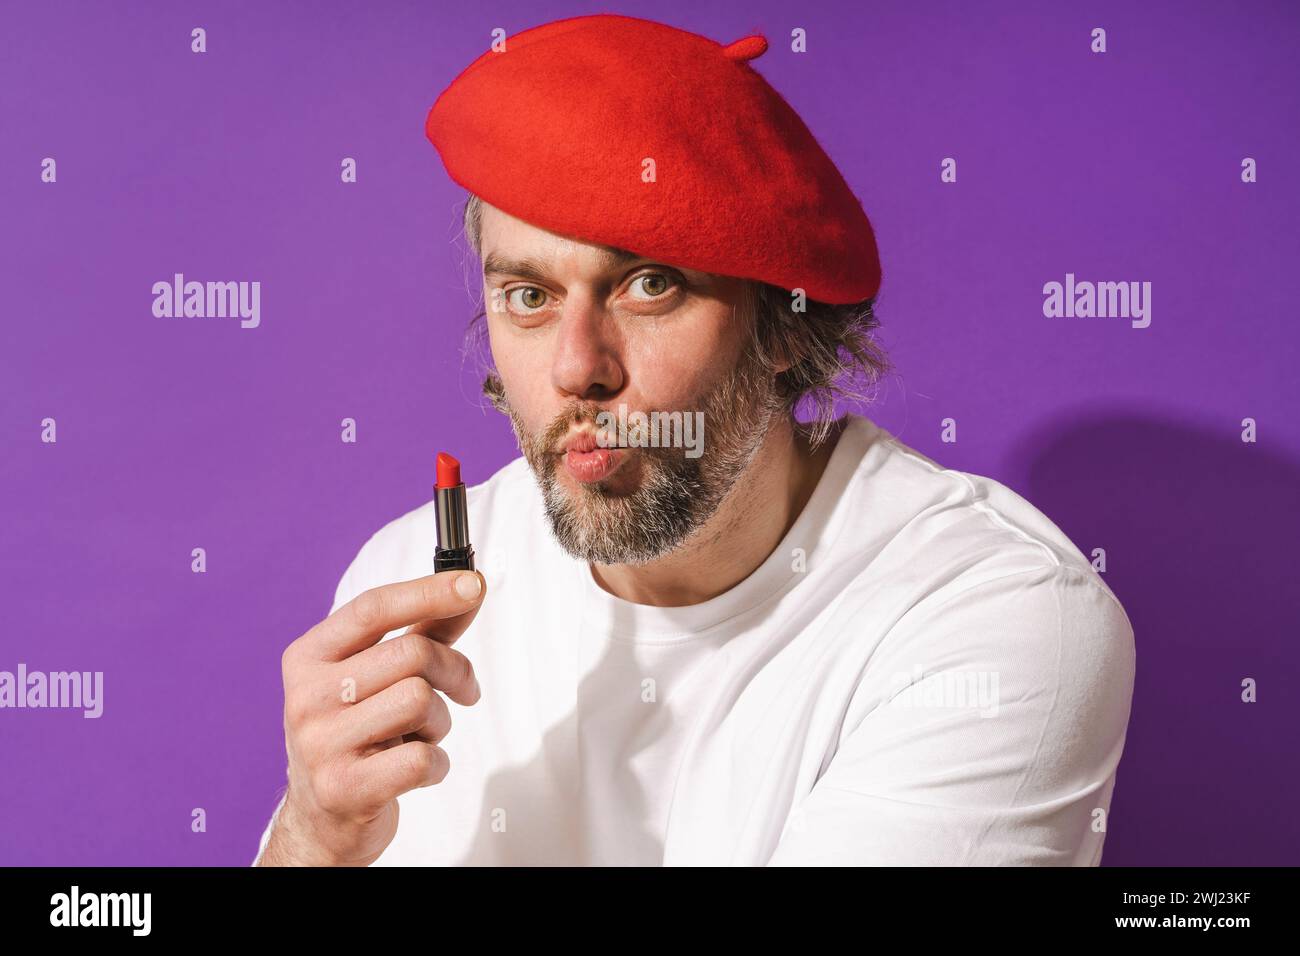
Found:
[434,451,475,572]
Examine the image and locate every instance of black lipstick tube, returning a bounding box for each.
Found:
[434,479,475,573]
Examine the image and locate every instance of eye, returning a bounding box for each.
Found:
[628,272,676,301]
[505,286,549,314]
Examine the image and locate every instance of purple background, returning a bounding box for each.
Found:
[2,0,1297,866]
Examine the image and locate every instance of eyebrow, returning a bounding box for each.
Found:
[482,245,647,283]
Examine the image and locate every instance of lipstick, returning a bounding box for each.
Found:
[434,451,475,573]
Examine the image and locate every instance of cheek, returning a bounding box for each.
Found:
[487,318,552,423]
[626,307,744,405]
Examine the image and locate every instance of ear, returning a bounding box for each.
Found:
[482,369,510,414]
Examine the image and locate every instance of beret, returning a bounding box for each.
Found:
[425,14,882,304]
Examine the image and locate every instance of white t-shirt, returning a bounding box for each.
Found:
[254,412,1135,866]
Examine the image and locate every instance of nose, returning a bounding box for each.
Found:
[550,291,624,401]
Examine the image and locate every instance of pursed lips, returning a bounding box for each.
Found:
[558,428,629,483]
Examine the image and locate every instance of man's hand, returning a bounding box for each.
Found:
[258,569,486,866]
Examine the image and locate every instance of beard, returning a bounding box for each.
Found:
[492,345,787,566]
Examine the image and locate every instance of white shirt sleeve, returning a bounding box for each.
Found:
[767,565,1136,866]
[249,540,374,865]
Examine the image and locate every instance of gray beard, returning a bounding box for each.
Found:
[505,353,786,566]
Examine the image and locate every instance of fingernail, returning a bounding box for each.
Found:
[454,572,482,601]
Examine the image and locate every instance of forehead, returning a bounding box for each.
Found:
[478,202,647,273]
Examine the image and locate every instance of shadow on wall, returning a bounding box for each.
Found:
[1004,409,1300,866]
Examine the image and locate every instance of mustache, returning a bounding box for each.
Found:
[537,402,702,459]
[541,400,606,455]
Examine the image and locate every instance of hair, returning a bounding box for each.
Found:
[458,192,890,449]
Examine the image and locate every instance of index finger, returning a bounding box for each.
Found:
[401,591,486,648]
[303,570,485,662]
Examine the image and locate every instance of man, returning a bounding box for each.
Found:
[254,14,1134,866]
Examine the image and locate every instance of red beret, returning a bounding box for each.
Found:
[425,14,882,304]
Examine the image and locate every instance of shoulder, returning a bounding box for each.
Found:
[832,416,1135,688]
[840,415,1126,608]
[889,563,1136,690]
